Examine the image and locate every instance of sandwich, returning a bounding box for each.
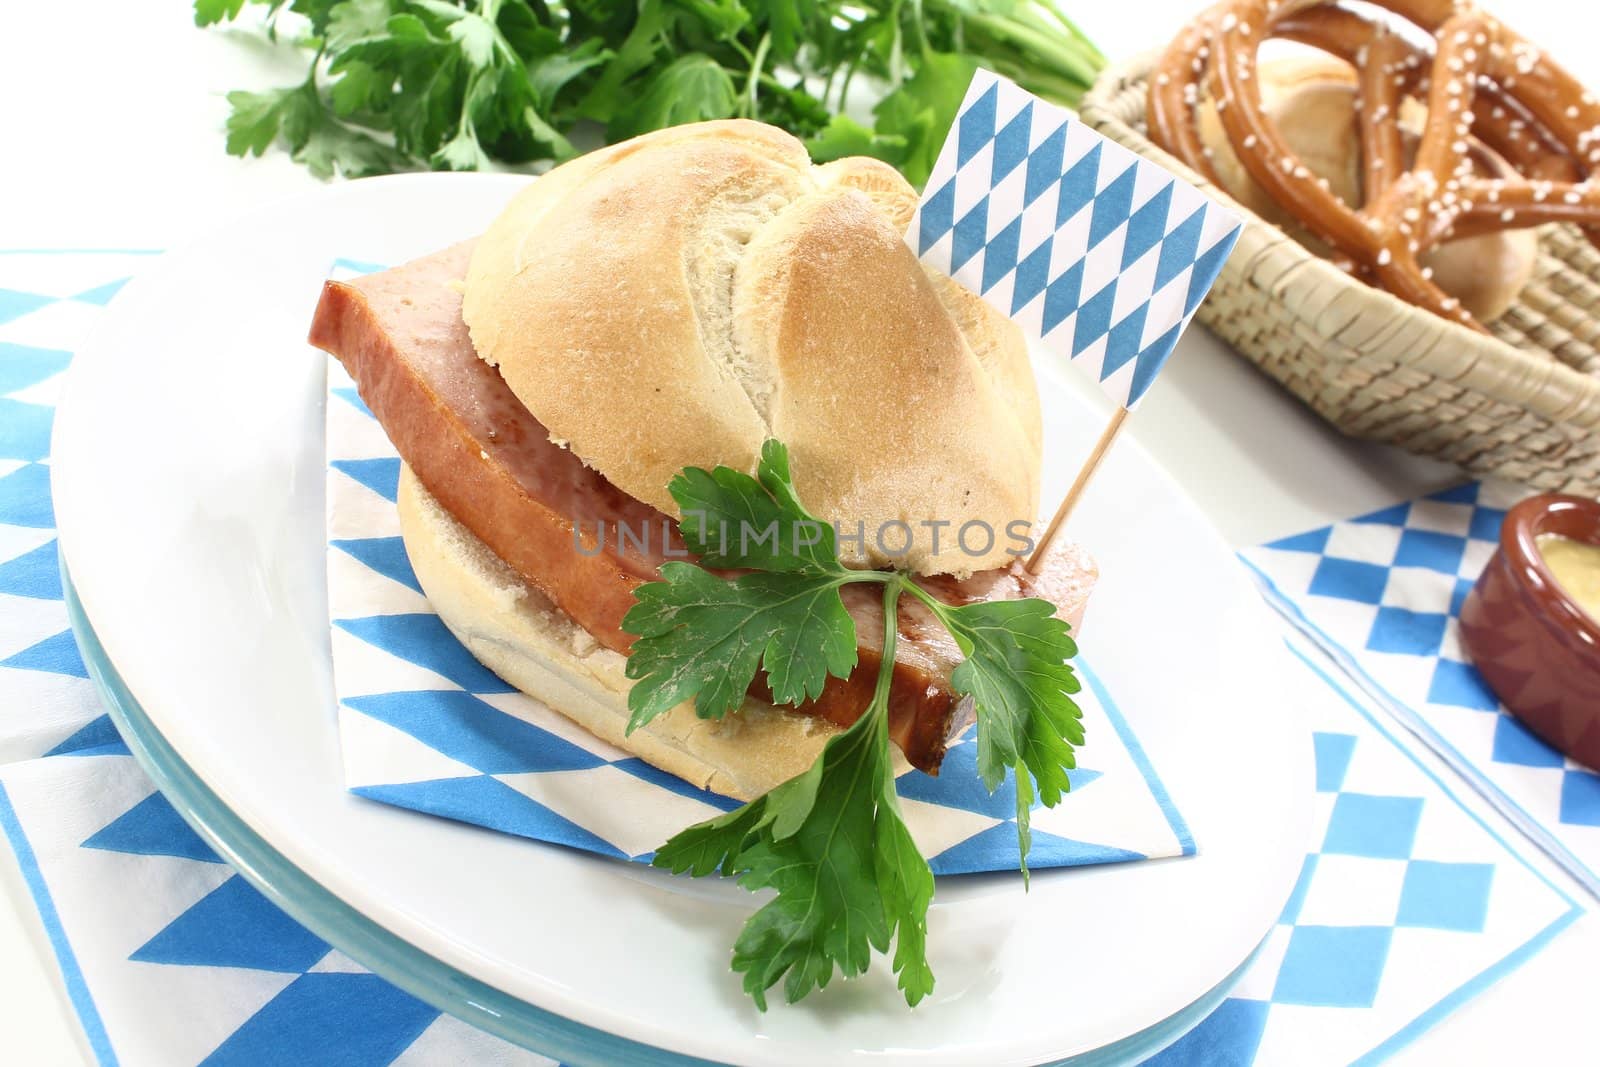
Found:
[309,119,1096,802]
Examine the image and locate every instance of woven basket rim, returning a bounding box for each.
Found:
[1083,50,1600,430]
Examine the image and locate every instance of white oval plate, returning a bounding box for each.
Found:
[52,173,1310,1066]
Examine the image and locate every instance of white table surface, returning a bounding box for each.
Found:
[2,1,1598,1063]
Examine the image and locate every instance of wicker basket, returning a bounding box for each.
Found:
[1079,54,1600,494]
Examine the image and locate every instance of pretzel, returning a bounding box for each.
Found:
[1148,0,1600,333]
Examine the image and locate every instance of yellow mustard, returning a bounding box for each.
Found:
[1538,534,1600,623]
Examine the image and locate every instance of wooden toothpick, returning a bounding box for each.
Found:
[1026,406,1131,574]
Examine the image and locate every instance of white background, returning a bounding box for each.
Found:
[2,0,1600,1063]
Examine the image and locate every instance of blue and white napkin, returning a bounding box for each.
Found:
[325,341,1194,874]
[1241,483,1600,899]
[0,252,544,1065]
[0,254,1583,1066]
[1154,640,1579,1065]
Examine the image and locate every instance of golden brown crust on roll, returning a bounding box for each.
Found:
[462,119,1040,577]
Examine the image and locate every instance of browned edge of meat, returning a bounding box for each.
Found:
[309,243,651,654]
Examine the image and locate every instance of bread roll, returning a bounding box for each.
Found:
[1197,56,1537,323]
[397,462,843,801]
[462,120,1041,577]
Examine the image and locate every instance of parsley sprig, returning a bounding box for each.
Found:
[195,0,1103,185]
[629,440,1083,1008]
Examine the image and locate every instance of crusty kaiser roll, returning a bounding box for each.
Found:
[308,122,1101,802]
[462,120,1041,577]
[1197,56,1537,323]
[398,462,854,800]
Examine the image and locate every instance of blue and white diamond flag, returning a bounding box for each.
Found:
[911,69,1242,409]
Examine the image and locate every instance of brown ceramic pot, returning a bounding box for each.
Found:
[1460,494,1600,770]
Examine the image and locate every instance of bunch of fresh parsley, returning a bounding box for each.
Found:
[195,0,1103,184]
[625,441,1083,1009]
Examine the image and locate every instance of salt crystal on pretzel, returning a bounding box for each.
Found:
[1148,0,1600,334]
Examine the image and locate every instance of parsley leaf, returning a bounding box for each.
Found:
[628,439,1083,1009]
[623,564,857,727]
[194,0,250,26]
[932,596,1083,881]
[610,55,739,143]
[804,114,907,168]
[197,0,1104,184]
[654,584,935,1009]
[324,0,392,48]
[670,439,842,573]
[872,51,980,185]
[623,441,861,723]
[223,88,291,158]
[225,82,407,178]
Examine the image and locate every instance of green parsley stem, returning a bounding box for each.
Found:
[836,57,861,113]
[815,568,958,648]
[907,0,934,61]
[892,574,956,629]
[956,11,1101,89]
[1034,0,1107,62]
[300,44,327,93]
[871,580,903,722]
[745,32,773,119]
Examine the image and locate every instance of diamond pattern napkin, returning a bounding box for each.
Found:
[1241,483,1600,898]
[1154,642,1579,1064]
[1,754,547,1066]
[0,252,543,1065]
[0,253,1581,1066]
